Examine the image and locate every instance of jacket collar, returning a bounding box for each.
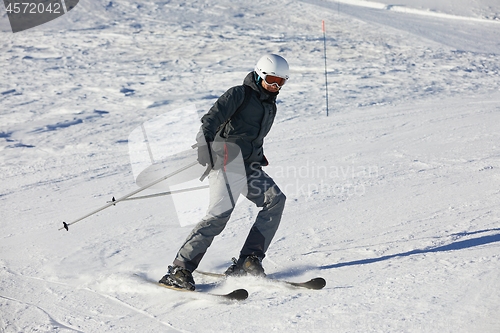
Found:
[243,72,278,102]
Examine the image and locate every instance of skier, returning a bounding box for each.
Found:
[159,54,290,290]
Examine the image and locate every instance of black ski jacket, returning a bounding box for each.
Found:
[198,72,279,171]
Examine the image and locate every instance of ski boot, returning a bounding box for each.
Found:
[159,265,195,291]
[224,255,266,277]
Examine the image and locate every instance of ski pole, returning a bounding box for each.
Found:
[59,161,199,231]
[106,185,209,203]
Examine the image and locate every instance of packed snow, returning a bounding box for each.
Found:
[1,0,499,332]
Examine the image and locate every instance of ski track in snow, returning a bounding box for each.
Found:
[0,294,84,333]
[1,0,500,332]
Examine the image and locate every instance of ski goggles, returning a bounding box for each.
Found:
[262,74,288,88]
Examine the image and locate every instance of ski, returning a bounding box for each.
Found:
[282,277,326,290]
[195,270,326,290]
[157,282,249,300]
[134,273,248,300]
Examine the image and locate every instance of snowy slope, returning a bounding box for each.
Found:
[337,0,500,21]
[1,0,500,332]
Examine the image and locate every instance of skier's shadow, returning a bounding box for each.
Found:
[319,228,500,271]
[207,229,500,281]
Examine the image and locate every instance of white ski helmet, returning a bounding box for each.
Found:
[254,54,289,85]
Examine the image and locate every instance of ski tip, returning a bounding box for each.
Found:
[310,277,327,289]
[225,288,249,300]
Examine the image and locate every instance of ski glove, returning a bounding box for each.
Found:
[197,141,215,167]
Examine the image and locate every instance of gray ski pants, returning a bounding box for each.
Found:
[173,167,286,272]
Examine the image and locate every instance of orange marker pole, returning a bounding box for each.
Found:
[322,20,329,116]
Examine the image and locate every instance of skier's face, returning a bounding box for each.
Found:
[261,79,280,93]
